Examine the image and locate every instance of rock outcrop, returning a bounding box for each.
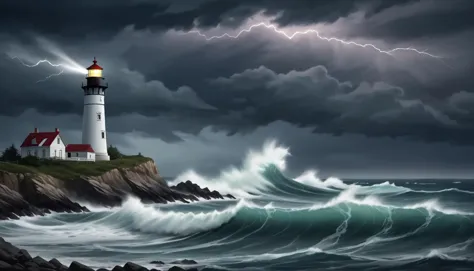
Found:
[0,237,209,271]
[170,180,235,200]
[0,160,234,220]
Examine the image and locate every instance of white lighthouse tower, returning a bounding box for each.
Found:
[81,57,110,161]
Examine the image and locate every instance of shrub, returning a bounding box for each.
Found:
[108,145,123,160]
[19,155,41,167]
[1,144,21,162]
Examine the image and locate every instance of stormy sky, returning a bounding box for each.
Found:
[1,0,474,179]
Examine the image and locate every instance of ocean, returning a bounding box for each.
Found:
[0,142,473,271]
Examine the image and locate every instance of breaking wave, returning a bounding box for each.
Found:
[170,140,474,200]
[2,140,474,270]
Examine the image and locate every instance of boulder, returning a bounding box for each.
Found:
[0,260,12,269]
[12,263,25,270]
[49,258,67,269]
[123,262,149,271]
[15,249,32,263]
[32,256,56,269]
[69,261,95,271]
[112,266,126,271]
[24,260,40,269]
[0,249,17,265]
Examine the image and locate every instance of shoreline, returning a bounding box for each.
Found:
[0,159,234,221]
[0,159,234,270]
[0,195,237,271]
[0,236,212,271]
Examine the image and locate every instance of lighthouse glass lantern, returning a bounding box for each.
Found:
[87,57,103,78]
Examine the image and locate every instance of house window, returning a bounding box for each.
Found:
[97,113,101,121]
[57,137,60,144]
[34,150,37,157]
[101,131,105,139]
[54,150,57,157]
[42,149,45,158]
[27,150,31,156]
[68,152,71,158]
[76,153,79,157]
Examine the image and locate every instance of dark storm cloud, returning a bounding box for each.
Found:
[0,0,248,39]
[0,0,169,39]
[0,0,424,40]
[151,0,418,31]
[352,0,474,41]
[203,65,474,144]
[2,41,473,146]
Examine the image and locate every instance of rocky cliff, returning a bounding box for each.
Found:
[0,160,234,220]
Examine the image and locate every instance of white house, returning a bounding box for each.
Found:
[65,144,96,161]
[20,128,66,159]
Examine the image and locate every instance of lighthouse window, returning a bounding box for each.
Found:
[97,113,101,121]
[101,131,105,139]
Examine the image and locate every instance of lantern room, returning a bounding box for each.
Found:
[86,57,103,78]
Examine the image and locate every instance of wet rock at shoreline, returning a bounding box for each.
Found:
[1,237,204,271]
[70,261,95,271]
[170,180,234,200]
[0,161,234,221]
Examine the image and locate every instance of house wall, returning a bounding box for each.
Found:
[66,151,96,161]
[20,146,50,158]
[49,135,66,159]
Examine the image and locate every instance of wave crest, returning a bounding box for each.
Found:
[115,197,249,235]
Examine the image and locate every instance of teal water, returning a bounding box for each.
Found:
[1,142,473,271]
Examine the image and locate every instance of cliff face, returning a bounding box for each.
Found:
[63,160,200,206]
[0,170,86,219]
[0,160,232,220]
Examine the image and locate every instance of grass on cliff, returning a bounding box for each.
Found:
[0,155,153,180]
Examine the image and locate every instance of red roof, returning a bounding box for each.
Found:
[20,132,60,147]
[66,144,95,153]
[86,57,103,70]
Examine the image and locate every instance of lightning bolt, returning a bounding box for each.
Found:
[36,69,64,83]
[10,55,87,82]
[10,56,63,68]
[185,22,441,59]
[10,56,66,83]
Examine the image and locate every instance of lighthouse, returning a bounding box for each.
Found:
[81,57,110,161]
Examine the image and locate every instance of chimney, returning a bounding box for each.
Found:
[55,128,59,132]
[34,128,38,133]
